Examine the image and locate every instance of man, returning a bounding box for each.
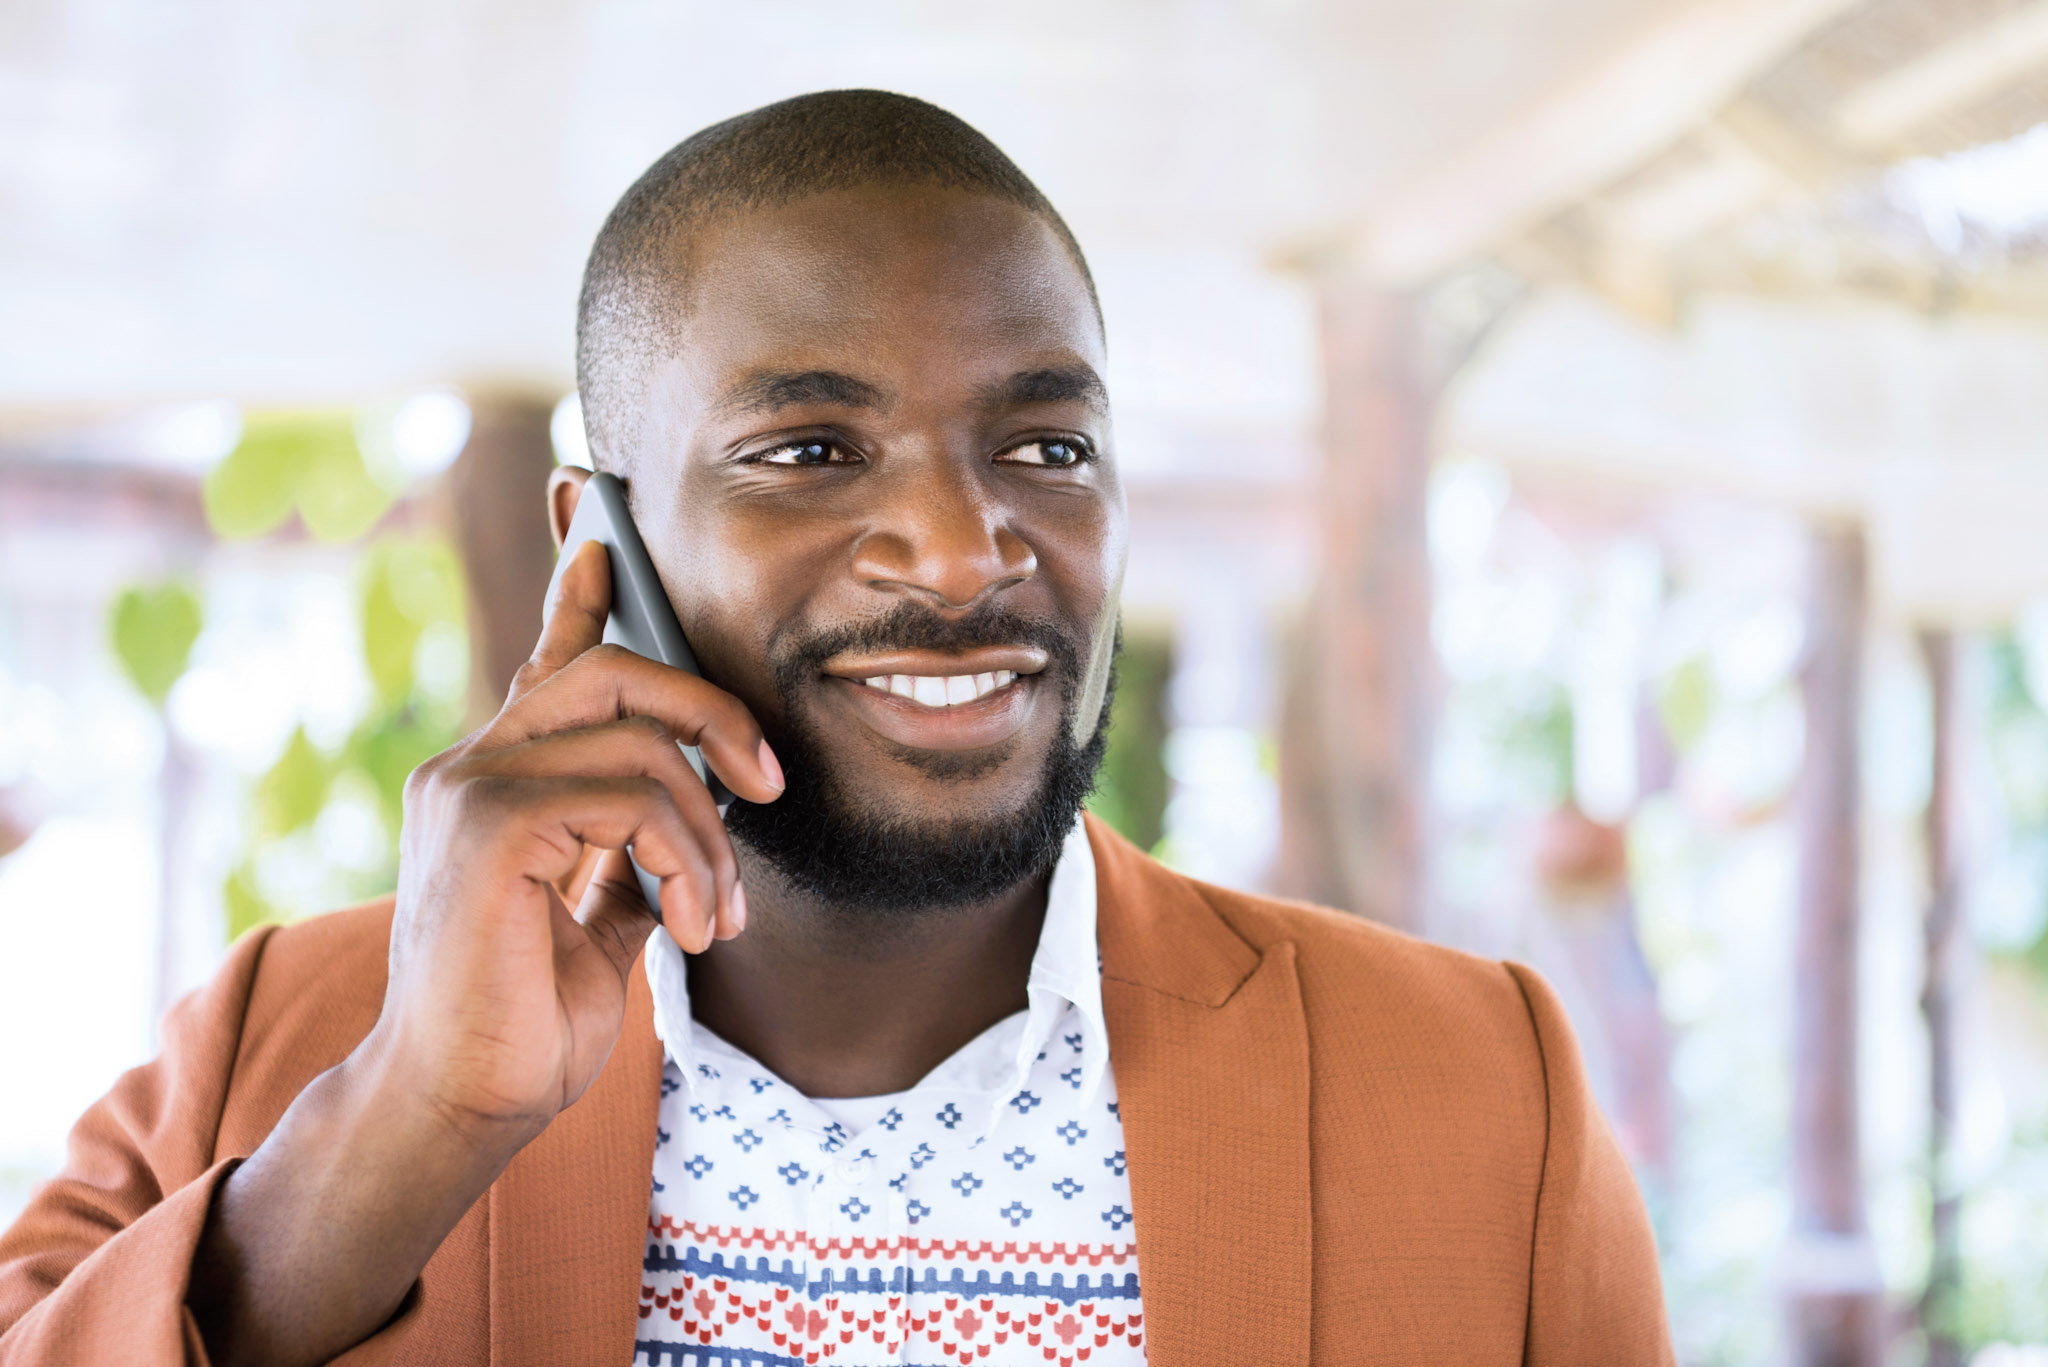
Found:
[0,91,1673,1366]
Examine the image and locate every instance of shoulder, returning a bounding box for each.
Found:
[1189,878,1546,1080]
[209,897,397,1148]
[1087,813,1540,1056]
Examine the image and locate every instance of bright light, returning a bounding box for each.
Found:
[390,390,472,478]
[551,392,592,469]
[140,400,241,473]
[1885,120,2048,251]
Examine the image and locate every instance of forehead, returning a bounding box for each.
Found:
[665,185,1104,396]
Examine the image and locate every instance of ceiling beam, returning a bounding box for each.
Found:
[1835,1,2048,150]
[1311,0,1862,286]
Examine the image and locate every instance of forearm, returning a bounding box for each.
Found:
[186,1040,535,1367]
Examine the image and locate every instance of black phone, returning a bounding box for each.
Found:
[544,470,732,911]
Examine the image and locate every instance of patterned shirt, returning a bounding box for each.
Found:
[635,820,1146,1367]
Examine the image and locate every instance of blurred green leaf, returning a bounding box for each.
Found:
[108,580,202,707]
[350,708,453,828]
[218,528,474,938]
[1657,657,1715,753]
[360,537,467,708]
[298,429,393,542]
[383,537,466,625]
[256,728,333,837]
[223,860,279,940]
[204,414,311,539]
[362,562,423,707]
[202,411,391,542]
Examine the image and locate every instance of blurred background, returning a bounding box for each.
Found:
[4,0,2048,1361]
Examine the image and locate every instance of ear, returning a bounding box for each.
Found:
[547,464,593,548]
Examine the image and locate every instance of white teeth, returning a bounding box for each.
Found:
[859,669,1024,707]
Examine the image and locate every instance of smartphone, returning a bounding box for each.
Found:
[544,470,732,911]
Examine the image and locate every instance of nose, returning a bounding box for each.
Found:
[850,461,1037,610]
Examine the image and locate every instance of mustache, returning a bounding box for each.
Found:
[773,600,1083,693]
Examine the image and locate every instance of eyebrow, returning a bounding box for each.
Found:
[716,369,889,417]
[983,365,1109,411]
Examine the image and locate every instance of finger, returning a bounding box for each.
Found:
[562,847,661,981]
[552,838,608,908]
[460,774,721,951]
[486,647,785,805]
[466,718,739,922]
[509,540,612,703]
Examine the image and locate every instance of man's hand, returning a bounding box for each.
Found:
[187,541,782,1367]
[376,537,782,1139]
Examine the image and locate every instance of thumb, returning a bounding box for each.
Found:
[515,539,612,700]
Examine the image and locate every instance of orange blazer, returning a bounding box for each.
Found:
[0,816,1674,1365]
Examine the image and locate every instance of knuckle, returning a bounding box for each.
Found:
[403,756,460,811]
[627,713,672,746]
[451,772,520,821]
[634,774,680,812]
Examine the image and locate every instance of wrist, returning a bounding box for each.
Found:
[337,1027,549,1179]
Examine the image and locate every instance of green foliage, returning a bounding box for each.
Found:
[222,861,277,942]
[255,728,333,837]
[347,707,456,830]
[360,537,467,709]
[222,531,471,934]
[1463,674,1575,808]
[1086,630,1174,851]
[203,412,393,543]
[108,580,202,707]
[1656,657,1716,753]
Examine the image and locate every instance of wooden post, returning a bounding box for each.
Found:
[443,395,560,724]
[1916,628,1964,1367]
[1786,521,1881,1367]
[1276,282,1435,930]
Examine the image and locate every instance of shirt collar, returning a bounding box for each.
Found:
[644,816,1109,1109]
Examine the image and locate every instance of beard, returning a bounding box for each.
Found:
[721,601,1115,915]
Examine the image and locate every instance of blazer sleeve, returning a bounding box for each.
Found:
[0,924,281,1366]
[1506,963,1677,1367]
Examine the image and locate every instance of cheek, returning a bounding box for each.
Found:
[1052,524,1126,744]
[664,497,849,703]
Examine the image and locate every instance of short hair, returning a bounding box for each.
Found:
[575,89,1100,470]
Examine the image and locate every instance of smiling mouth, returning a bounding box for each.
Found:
[856,671,1019,708]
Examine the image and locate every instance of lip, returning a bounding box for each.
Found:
[820,645,1050,680]
[821,671,1041,752]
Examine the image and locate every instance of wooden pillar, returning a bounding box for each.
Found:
[1916,628,1964,1367]
[1786,521,1881,1367]
[1276,282,1435,930]
[444,395,560,724]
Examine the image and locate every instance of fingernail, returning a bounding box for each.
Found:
[731,883,748,932]
[757,741,785,792]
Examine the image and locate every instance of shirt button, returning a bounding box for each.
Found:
[841,1155,874,1184]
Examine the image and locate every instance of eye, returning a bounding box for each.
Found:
[756,439,859,466]
[998,438,1090,467]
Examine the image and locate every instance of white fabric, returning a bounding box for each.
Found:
[634,819,1146,1367]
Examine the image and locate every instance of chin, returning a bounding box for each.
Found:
[723,708,1107,916]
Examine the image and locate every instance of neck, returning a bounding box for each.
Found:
[685,850,1049,1098]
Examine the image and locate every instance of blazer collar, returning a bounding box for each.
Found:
[1089,814,1314,1367]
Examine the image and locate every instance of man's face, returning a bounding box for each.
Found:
[618,183,1125,906]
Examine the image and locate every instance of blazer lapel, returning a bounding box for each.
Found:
[1089,816,1313,1367]
[489,953,664,1367]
